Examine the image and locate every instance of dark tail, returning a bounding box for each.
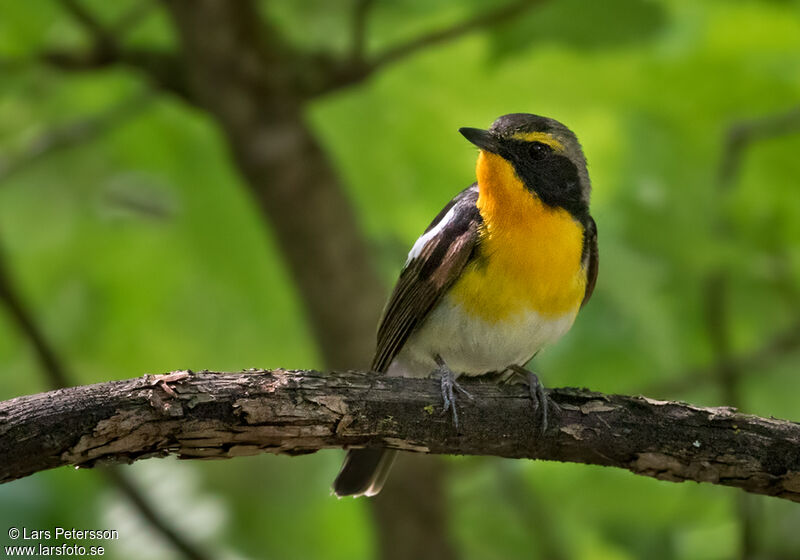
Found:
[332,449,397,497]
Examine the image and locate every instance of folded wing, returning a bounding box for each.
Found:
[372,184,483,372]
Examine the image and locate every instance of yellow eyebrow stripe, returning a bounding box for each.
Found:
[511,131,564,152]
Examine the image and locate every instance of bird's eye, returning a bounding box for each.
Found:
[529,142,551,160]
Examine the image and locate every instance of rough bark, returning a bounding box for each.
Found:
[0,245,212,560]
[2,370,799,502]
[706,105,800,560]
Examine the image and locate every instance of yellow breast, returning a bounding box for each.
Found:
[450,151,587,322]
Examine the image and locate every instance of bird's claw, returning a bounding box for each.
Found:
[508,365,553,434]
[435,355,471,430]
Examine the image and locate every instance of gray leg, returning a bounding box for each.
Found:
[434,354,472,429]
[508,365,551,434]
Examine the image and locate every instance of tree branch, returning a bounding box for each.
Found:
[100,469,209,560]
[160,3,456,556]
[652,109,800,397]
[350,0,376,63]
[0,251,71,388]
[111,0,158,36]
[314,0,545,96]
[0,245,212,560]
[707,105,800,555]
[649,316,800,396]
[56,0,114,46]
[2,369,799,502]
[0,92,153,185]
[39,47,191,101]
[37,0,189,98]
[371,0,542,70]
[718,105,800,190]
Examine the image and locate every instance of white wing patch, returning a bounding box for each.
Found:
[405,205,458,265]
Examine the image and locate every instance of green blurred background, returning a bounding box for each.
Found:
[1,0,799,559]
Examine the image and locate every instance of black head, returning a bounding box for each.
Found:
[459,113,590,218]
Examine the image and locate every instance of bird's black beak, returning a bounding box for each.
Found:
[459,127,502,154]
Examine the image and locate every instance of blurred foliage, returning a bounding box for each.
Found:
[1,0,800,559]
[488,0,668,57]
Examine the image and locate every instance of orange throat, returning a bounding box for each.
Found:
[450,151,587,321]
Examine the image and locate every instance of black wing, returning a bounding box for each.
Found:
[581,215,598,307]
[372,185,482,372]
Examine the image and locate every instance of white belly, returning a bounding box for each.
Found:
[385,294,577,378]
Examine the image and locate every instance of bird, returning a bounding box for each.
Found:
[332,113,598,498]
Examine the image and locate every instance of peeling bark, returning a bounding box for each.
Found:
[1,369,799,501]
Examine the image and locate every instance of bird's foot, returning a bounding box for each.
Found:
[507,365,556,434]
[435,355,472,430]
